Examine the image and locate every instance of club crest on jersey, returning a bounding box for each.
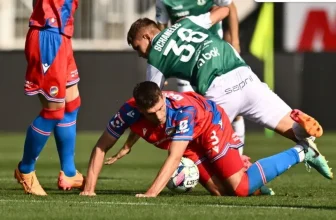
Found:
[49,86,59,97]
[197,0,206,6]
[110,112,125,128]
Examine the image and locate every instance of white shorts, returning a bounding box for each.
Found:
[204,66,291,130]
[176,79,194,92]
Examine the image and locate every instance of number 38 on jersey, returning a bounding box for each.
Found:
[163,28,208,62]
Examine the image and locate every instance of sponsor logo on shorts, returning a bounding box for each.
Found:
[49,86,59,97]
[70,70,78,78]
[224,75,253,94]
[42,63,50,73]
[24,81,35,89]
[232,133,240,142]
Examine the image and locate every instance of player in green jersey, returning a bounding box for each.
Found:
[155,0,245,153]
[156,0,239,51]
[126,6,333,182]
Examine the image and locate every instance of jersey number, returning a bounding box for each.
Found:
[163,28,208,62]
[165,92,184,101]
[210,130,219,146]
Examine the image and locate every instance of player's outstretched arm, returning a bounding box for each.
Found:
[136,141,189,198]
[80,130,118,196]
[209,6,230,27]
[188,6,229,30]
[226,2,240,53]
[155,0,169,31]
[105,131,140,165]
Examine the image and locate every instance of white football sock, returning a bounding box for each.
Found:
[232,117,245,155]
[293,145,305,162]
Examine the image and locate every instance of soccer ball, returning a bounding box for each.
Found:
[166,157,199,193]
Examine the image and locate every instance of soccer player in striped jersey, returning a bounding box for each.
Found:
[126,7,332,181]
[14,0,84,196]
[80,82,331,197]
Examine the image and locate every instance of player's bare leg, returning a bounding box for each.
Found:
[56,84,85,190]
[274,109,323,142]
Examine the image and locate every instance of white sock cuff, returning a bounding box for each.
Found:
[232,117,245,144]
[293,145,305,162]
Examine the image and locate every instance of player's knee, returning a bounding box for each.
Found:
[40,107,65,120]
[233,173,249,197]
[65,96,81,113]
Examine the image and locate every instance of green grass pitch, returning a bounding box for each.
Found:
[0,132,335,219]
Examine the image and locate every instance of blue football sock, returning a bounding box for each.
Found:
[246,148,301,195]
[19,116,59,174]
[54,108,79,177]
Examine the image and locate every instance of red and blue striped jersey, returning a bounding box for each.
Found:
[106,91,224,150]
[29,0,78,37]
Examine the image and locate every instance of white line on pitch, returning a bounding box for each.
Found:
[0,199,315,210]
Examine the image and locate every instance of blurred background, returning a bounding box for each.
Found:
[0,0,335,132]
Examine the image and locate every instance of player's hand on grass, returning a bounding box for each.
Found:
[79,191,96,196]
[135,193,156,198]
[104,156,118,165]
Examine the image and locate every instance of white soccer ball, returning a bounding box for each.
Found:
[166,157,199,193]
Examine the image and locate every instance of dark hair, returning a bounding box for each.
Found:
[127,18,159,45]
[133,81,162,110]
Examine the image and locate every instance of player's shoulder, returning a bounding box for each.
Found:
[119,98,141,122]
[163,91,195,109]
[125,97,136,108]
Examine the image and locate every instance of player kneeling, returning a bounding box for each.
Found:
[80,82,332,197]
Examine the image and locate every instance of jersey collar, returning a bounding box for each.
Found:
[151,33,159,45]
